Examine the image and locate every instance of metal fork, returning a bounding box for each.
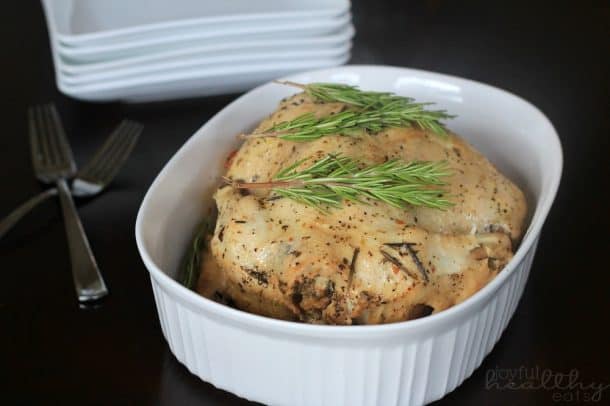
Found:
[73,119,142,197]
[0,120,142,239]
[25,105,140,301]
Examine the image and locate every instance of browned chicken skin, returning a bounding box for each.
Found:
[197,93,527,325]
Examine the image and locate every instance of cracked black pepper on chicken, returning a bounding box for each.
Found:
[196,91,527,325]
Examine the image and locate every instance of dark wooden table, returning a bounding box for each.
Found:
[2,1,609,405]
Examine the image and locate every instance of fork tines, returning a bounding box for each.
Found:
[28,104,76,181]
[77,120,143,184]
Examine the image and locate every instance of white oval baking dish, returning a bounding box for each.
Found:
[135,65,562,406]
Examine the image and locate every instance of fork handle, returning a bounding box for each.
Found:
[0,188,58,239]
[56,179,108,302]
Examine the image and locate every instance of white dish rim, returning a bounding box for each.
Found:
[55,14,351,59]
[58,25,355,75]
[58,53,351,92]
[57,58,351,102]
[50,0,350,45]
[60,43,352,85]
[134,64,563,339]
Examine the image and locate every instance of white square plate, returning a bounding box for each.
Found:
[57,54,351,102]
[56,16,351,63]
[58,24,355,76]
[42,0,351,64]
[60,42,352,86]
[48,0,350,47]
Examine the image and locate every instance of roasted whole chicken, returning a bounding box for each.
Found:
[197,91,527,325]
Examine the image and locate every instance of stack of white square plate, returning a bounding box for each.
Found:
[41,0,353,102]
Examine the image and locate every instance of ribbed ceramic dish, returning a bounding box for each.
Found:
[135,65,562,405]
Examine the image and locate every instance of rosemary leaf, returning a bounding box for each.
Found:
[230,154,453,211]
[179,216,215,290]
[255,81,454,140]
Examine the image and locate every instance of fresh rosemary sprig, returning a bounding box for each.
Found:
[248,81,454,140]
[179,217,215,290]
[228,154,453,210]
[277,81,424,111]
